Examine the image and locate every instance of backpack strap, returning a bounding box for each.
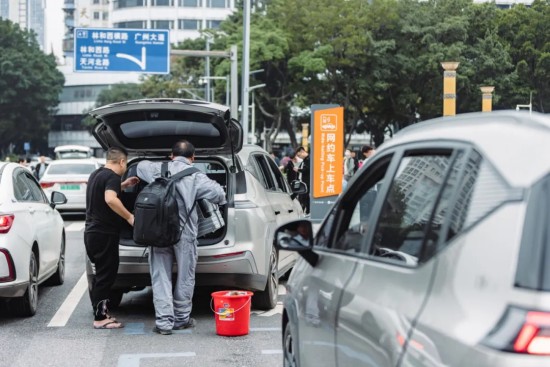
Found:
[169,166,200,181]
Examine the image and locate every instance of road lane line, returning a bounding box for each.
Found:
[261,349,283,355]
[118,353,196,367]
[250,327,281,332]
[65,222,85,232]
[47,271,87,327]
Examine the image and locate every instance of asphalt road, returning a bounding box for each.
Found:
[0,214,285,367]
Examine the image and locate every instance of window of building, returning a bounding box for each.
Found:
[179,0,201,6]
[151,0,174,5]
[179,19,201,30]
[207,0,227,8]
[115,20,146,29]
[151,20,173,29]
[103,12,109,20]
[93,11,100,20]
[93,0,100,4]
[206,19,221,29]
[114,0,145,9]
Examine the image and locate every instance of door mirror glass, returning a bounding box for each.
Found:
[51,191,67,206]
[289,180,307,195]
[274,219,313,250]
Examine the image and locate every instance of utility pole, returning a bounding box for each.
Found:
[242,0,251,143]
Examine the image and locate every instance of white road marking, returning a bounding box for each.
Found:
[118,352,196,367]
[47,272,88,327]
[65,222,85,232]
[250,327,281,332]
[261,349,283,355]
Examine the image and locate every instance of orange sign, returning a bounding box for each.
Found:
[313,107,344,198]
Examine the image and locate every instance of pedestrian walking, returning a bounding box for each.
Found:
[284,150,300,183]
[359,145,376,169]
[34,156,48,180]
[344,149,355,181]
[136,140,226,335]
[85,147,139,329]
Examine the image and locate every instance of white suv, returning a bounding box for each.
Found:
[87,99,306,310]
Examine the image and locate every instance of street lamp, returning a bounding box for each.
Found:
[199,76,230,106]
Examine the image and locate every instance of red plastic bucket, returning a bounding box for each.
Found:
[211,290,253,336]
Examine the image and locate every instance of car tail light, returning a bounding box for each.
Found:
[0,249,16,282]
[40,182,55,188]
[0,214,14,234]
[482,306,550,355]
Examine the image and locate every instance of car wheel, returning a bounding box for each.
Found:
[13,251,39,317]
[46,233,65,286]
[253,246,278,310]
[108,290,123,309]
[283,321,299,367]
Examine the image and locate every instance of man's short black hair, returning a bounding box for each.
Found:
[106,147,128,162]
[296,147,307,154]
[172,140,195,158]
[361,145,374,154]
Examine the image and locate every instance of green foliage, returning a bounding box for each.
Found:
[0,19,64,155]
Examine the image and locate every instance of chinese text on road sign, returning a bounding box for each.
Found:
[74,28,170,74]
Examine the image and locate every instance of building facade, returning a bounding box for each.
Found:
[0,0,46,50]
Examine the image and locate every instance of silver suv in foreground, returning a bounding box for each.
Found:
[275,111,550,366]
[87,99,305,310]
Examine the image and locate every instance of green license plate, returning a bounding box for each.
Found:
[60,184,80,190]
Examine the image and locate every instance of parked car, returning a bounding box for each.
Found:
[275,111,550,366]
[87,99,306,310]
[54,145,93,160]
[0,163,67,316]
[39,159,101,212]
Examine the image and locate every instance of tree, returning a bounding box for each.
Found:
[0,19,64,156]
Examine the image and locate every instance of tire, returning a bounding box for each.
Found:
[45,233,65,286]
[253,246,278,310]
[12,251,39,317]
[283,321,299,367]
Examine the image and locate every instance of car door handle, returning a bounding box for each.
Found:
[288,209,294,213]
[274,211,281,215]
[28,208,35,214]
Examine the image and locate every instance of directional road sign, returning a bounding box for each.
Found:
[74,28,170,74]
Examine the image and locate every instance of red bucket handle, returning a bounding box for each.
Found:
[210,295,252,316]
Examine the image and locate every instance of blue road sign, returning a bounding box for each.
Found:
[74,28,170,74]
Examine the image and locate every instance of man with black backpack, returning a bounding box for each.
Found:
[136,140,226,335]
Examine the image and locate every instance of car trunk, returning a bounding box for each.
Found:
[118,156,229,247]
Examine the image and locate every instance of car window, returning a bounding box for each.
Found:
[250,154,277,191]
[13,171,42,202]
[266,157,289,193]
[47,163,96,175]
[332,156,391,254]
[369,153,453,266]
[24,173,48,203]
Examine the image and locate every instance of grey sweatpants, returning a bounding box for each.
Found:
[149,238,197,330]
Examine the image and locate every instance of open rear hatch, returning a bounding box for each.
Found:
[89,99,242,156]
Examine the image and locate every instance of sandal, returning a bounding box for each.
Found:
[93,320,124,329]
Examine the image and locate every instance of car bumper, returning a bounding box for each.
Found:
[0,281,28,298]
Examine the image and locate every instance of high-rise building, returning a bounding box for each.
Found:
[0,0,46,50]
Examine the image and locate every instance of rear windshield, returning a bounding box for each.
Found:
[516,174,550,292]
[57,152,91,159]
[47,164,96,175]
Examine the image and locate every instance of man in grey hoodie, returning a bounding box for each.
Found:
[137,140,226,335]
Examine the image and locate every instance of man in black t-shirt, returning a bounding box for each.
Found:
[296,147,310,215]
[85,147,139,329]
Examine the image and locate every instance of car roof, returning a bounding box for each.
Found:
[377,111,550,187]
[49,159,99,164]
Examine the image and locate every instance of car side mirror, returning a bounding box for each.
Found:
[274,219,318,266]
[290,180,307,200]
[50,191,67,208]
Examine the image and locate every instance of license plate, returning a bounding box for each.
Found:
[60,184,80,190]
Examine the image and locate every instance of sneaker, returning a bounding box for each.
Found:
[153,326,172,335]
[173,318,196,330]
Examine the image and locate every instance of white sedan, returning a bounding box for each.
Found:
[0,162,67,316]
[40,159,100,212]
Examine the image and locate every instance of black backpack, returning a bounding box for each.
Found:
[133,163,199,247]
